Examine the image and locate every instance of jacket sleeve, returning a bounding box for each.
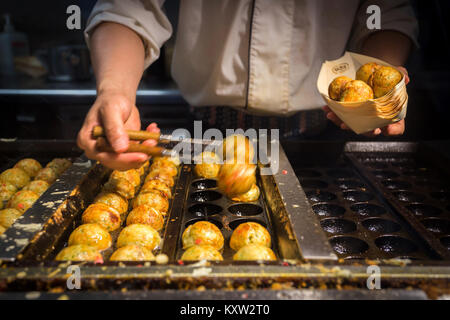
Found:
[348,0,419,51]
[84,0,173,68]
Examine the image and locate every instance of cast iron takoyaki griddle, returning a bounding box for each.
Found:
[174,166,279,262]
[295,159,438,261]
[348,152,450,259]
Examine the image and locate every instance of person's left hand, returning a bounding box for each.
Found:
[323,66,409,137]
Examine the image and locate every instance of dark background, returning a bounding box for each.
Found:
[0,0,448,142]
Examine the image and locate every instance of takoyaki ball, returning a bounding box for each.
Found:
[0,225,5,235]
[117,224,161,251]
[94,192,128,218]
[328,76,352,101]
[0,208,22,228]
[68,223,112,251]
[233,244,276,261]
[141,179,172,199]
[14,158,42,178]
[222,134,255,164]
[232,184,260,202]
[110,169,141,188]
[55,244,103,262]
[194,152,221,179]
[81,203,121,232]
[339,80,374,102]
[0,181,17,203]
[104,176,135,199]
[145,169,175,187]
[126,205,164,231]
[131,190,169,214]
[356,62,381,84]
[181,245,223,261]
[110,245,155,261]
[182,221,224,250]
[229,222,271,251]
[23,180,50,196]
[153,156,181,168]
[0,168,30,189]
[7,190,39,213]
[35,167,58,184]
[217,163,256,198]
[46,158,72,175]
[370,66,403,98]
[150,160,178,177]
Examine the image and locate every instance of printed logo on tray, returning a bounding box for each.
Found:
[332,63,350,75]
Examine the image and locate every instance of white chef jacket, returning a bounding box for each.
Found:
[85,0,418,116]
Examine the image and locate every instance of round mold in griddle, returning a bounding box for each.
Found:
[228,218,267,230]
[191,179,217,190]
[406,204,442,217]
[335,179,365,190]
[440,236,450,250]
[430,192,450,202]
[342,191,374,202]
[228,204,263,216]
[421,218,450,234]
[300,179,328,189]
[188,203,223,217]
[372,170,399,179]
[329,236,369,255]
[362,218,401,234]
[326,169,354,179]
[375,236,418,254]
[190,190,222,202]
[312,204,345,217]
[350,203,386,217]
[294,169,321,178]
[184,218,223,230]
[305,190,336,202]
[381,180,412,190]
[393,191,426,203]
[320,218,356,234]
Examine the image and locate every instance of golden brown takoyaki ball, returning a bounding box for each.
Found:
[328,76,352,101]
[0,208,22,228]
[110,169,141,188]
[194,152,221,179]
[14,158,42,178]
[35,167,58,184]
[140,179,172,199]
[145,169,175,187]
[0,168,30,189]
[104,176,136,199]
[94,192,128,218]
[0,225,5,235]
[370,66,403,98]
[23,180,50,196]
[110,245,155,261]
[356,62,381,84]
[233,244,276,261]
[217,163,256,198]
[0,181,17,203]
[339,80,374,102]
[222,134,255,164]
[150,160,178,177]
[153,156,181,168]
[117,224,161,251]
[126,205,164,231]
[46,158,72,175]
[181,245,224,261]
[132,190,169,213]
[68,223,112,251]
[55,244,103,262]
[81,203,121,232]
[232,184,260,202]
[229,222,271,251]
[182,221,224,250]
[7,190,39,213]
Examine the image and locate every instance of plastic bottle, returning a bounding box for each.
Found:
[0,14,29,75]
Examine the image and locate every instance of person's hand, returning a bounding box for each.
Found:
[323,66,409,137]
[77,92,158,170]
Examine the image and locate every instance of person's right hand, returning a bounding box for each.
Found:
[77,91,153,170]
